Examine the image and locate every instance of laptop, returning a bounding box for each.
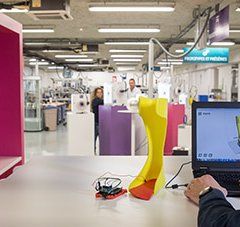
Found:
[192,102,240,197]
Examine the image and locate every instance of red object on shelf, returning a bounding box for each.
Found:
[164,104,185,155]
[0,14,24,179]
[95,189,128,200]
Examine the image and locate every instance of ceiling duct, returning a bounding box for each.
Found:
[28,0,73,20]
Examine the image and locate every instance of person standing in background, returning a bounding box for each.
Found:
[91,87,104,154]
[127,78,141,99]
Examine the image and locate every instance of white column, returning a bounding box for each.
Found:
[238,64,240,101]
[148,40,154,98]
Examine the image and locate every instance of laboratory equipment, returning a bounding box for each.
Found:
[24,76,43,131]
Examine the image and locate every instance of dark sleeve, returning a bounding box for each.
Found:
[198,189,240,227]
[92,98,103,114]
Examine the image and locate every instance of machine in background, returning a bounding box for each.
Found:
[24,76,43,132]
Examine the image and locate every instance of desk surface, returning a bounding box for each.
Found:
[0,156,239,227]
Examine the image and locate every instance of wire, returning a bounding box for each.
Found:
[165,161,192,189]
[150,7,212,59]
[92,171,146,188]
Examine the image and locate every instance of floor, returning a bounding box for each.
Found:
[25,125,70,159]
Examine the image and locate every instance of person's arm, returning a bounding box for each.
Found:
[199,189,240,227]
[92,98,101,114]
[184,175,240,227]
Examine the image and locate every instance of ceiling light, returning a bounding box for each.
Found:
[113,59,142,62]
[229,29,240,33]
[236,7,240,12]
[65,59,94,62]
[48,66,64,70]
[117,67,136,71]
[23,28,54,33]
[158,62,183,65]
[186,41,235,46]
[105,41,149,45]
[111,54,144,58]
[0,8,28,13]
[99,28,160,33]
[109,49,146,53]
[210,41,235,46]
[89,2,175,12]
[29,62,49,66]
[115,62,139,65]
[78,64,108,67]
[175,49,184,53]
[25,42,52,46]
[161,66,171,70]
[29,58,37,62]
[55,55,88,58]
[42,50,66,53]
[162,59,183,62]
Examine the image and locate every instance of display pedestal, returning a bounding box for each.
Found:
[99,106,131,155]
[67,112,94,156]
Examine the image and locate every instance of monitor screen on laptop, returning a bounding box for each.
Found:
[196,107,240,163]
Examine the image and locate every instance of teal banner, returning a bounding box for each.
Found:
[183,48,229,63]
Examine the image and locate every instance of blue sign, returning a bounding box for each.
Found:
[183,48,229,64]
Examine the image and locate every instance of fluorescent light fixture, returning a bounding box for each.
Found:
[25,42,52,46]
[109,49,146,53]
[29,62,49,66]
[48,66,64,70]
[211,41,235,46]
[42,50,66,53]
[65,59,94,62]
[78,64,108,67]
[162,59,183,62]
[111,54,144,58]
[115,62,138,65]
[161,66,171,70]
[89,3,175,12]
[236,7,240,12]
[158,62,183,65]
[55,55,88,58]
[113,59,142,62]
[230,29,240,33]
[117,67,136,71]
[0,8,28,13]
[99,28,160,33]
[175,49,184,53]
[186,41,235,46]
[29,58,37,62]
[23,28,54,33]
[105,41,149,45]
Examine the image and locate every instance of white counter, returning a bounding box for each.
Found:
[0,156,239,227]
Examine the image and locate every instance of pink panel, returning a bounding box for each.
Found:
[164,104,185,155]
[0,14,24,163]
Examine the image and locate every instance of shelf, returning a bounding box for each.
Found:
[0,156,22,176]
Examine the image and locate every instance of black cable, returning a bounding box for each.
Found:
[165,161,192,189]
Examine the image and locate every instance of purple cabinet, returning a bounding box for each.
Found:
[99,106,131,155]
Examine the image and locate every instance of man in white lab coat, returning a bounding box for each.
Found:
[127,78,141,99]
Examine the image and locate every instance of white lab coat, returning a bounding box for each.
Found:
[127,87,141,99]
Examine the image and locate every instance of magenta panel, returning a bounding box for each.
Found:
[0,14,24,163]
[164,104,185,155]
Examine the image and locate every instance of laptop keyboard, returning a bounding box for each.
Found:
[210,172,240,191]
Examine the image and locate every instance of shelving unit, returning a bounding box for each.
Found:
[0,14,25,179]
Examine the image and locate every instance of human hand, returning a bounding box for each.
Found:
[184,174,227,205]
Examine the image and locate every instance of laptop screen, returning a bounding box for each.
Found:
[197,108,240,162]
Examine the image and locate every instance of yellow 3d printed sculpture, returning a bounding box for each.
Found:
[129,97,168,200]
